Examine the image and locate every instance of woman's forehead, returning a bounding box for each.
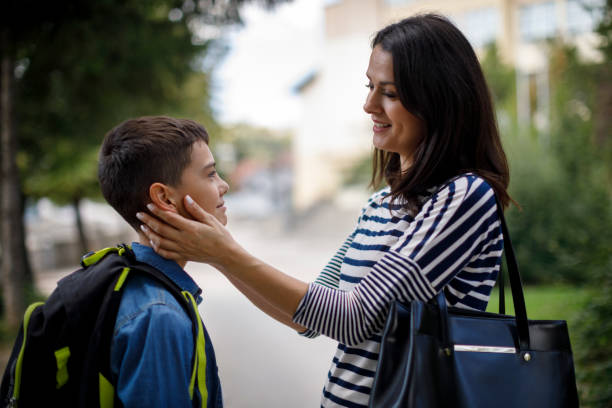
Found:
[366,45,395,83]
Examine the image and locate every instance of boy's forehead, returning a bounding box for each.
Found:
[190,140,214,166]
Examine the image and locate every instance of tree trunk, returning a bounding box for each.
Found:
[72,197,90,255]
[1,27,27,328]
[20,193,33,283]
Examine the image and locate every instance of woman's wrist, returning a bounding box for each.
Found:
[214,240,256,276]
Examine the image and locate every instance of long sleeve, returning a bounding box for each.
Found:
[293,175,501,346]
[299,232,355,338]
[314,232,355,288]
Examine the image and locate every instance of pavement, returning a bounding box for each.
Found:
[31,200,364,408]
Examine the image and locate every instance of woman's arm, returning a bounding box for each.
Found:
[223,232,354,334]
[138,201,356,333]
[224,274,306,331]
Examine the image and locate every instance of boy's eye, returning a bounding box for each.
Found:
[365,83,374,90]
[208,170,217,177]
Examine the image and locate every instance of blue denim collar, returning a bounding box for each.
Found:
[131,242,202,303]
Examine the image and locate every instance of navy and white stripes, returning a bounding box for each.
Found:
[294,174,503,408]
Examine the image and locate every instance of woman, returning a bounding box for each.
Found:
[138,14,511,407]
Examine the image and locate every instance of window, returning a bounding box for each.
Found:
[384,0,417,5]
[459,7,501,48]
[567,0,604,34]
[519,2,557,41]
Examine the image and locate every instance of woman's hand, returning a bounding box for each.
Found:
[136,195,239,268]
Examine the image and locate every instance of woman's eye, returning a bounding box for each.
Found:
[366,82,396,98]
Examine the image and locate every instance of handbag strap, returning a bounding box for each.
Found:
[494,198,530,350]
[435,196,531,351]
[498,261,505,315]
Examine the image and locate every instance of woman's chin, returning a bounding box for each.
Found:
[373,134,392,152]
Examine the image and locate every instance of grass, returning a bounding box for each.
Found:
[486,284,591,320]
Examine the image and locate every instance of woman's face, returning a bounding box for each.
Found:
[363,45,425,171]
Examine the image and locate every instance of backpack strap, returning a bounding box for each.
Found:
[80,244,207,408]
[2,301,45,407]
[182,291,208,405]
[77,245,137,408]
[80,244,131,268]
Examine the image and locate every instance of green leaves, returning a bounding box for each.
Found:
[14,1,214,204]
[481,39,612,285]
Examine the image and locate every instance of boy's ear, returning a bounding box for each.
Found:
[148,183,180,212]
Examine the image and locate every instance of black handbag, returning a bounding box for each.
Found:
[368,199,579,408]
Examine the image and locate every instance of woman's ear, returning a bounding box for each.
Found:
[149,183,180,212]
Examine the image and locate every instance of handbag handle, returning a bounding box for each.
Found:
[497,257,505,314]
[495,198,530,350]
[436,197,531,351]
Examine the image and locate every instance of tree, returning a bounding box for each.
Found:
[16,1,216,255]
[1,25,28,328]
[1,0,289,328]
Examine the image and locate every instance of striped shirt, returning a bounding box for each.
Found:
[293,174,503,408]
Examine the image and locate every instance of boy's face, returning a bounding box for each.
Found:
[170,141,229,225]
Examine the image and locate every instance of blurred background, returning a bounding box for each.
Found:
[1,0,611,406]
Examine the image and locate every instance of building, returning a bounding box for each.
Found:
[292,0,602,211]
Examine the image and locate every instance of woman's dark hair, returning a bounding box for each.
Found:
[370,13,511,210]
[98,116,209,230]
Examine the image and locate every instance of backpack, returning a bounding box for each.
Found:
[0,244,207,408]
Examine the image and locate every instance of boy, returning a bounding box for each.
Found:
[97,116,228,407]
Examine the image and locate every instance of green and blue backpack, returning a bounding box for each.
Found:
[0,244,207,408]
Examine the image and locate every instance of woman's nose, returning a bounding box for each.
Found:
[363,92,379,114]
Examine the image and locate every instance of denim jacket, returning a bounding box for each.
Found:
[110,243,222,407]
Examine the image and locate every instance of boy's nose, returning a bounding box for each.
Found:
[220,179,229,195]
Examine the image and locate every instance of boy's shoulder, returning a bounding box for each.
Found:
[130,242,202,297]
[115,272,194,332]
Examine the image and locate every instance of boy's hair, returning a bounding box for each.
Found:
[98,116,209,231]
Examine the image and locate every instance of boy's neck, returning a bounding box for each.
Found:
[137,232,187,269]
